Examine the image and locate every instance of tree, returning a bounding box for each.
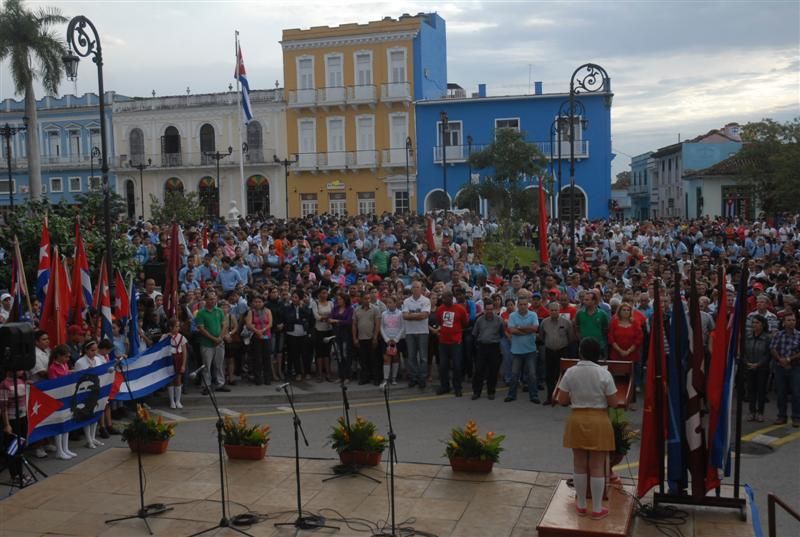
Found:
[736,118,800,214]
[466,128,546,220]
[149,191,206,225]
[0,0,68,199]
[613,171,631,189]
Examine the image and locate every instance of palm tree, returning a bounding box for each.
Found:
[0,0,67,200]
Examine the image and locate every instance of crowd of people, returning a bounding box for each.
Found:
[3,211,800,477]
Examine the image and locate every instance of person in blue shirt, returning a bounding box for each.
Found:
[233,256,252,286]
[132,235,149,265]
[178,259,199,284]
[181,270,201,293]
[216,256,244,292]
[505,296,541,403]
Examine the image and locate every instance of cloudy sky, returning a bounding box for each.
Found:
[2,0,798,178]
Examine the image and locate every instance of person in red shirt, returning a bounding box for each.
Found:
[558,293,578,321]
[435,291,468,397]
[531,293,550,321]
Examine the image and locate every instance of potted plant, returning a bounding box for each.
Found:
[122,404,176,454]
[444,420,505,473]
[609,408,639,483]
[223,415,270,460]
[328,416,387,466]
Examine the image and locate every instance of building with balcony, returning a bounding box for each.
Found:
[281,12,446,217]
[628,151,653,220]
[0,92,126,209]
[414,82,614,218]
[111,89,286,220]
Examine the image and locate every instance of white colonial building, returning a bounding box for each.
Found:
[112,88,287,220]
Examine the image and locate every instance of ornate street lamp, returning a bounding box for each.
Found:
[440,110,449,213]
[64,16,114,300]
[565,63,611,267]
[129,158,152,220]
[273,154,298,219]
[206,146,233,220]
[405,136,413,215]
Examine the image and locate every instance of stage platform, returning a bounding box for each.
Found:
[0,449,756,537]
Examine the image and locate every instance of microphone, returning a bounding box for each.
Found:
[189,365,206,379]
[275,382,290,391]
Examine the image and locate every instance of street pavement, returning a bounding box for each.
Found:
[4,379,799,537]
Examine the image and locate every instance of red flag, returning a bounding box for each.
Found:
[637,281,668,498]
[425,216,436,251]
[202,226,209,250]
[686,267,708,497]
[26,384,64,436]
[538,184,549,264]
[114,270,130,321]
[705,268,728,492]
[163,222,180,319]
[70,219,92,327]
[41,247,71,347]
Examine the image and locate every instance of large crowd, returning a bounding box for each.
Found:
[3,211,800,473]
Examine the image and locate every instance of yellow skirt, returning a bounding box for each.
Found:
[563,408,614,451]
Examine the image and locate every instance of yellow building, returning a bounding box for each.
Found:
[281,13,447,217]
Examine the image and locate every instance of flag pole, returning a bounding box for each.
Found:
[654,275,665,495]
[235,30,246,219]
[14,236,33,317]
[732,261,748,499]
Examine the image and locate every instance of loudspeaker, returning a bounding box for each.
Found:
[0,323,36,371]
[144,262,166,288]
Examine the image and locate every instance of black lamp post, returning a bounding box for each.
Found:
[90,146,100,189]
[440,111,449,213]
[206,147,233,220]
[64,15,114,301]
[405,136,413,215]
[274,154,298,220]
[1,118,27,215]
[129,158,151,220]
[466,135,476,214]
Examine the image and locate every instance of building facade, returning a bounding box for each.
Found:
[414,84,614,219]
[111,89,286,221]
[628,152,652,220]
[683,155,755,219]
[281,13,446,217]
[0,92,123,209]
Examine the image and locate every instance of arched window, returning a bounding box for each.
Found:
[199,176,219,218]
[246,121,263,162]
[125,179,136,220]
[559,186,587,220]
[200,123,215,165]
[164,177,184,197]
[246,174,270,216]
[424,189,451,213]
[161,126,181,166]
[129,128,145,165]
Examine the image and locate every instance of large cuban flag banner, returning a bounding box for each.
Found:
[26,339,175,443]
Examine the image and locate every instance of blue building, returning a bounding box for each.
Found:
[414,82,614,219]
[629,151,653,220]
[0,92,128,208]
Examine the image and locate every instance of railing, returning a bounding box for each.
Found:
[768,493,800,537]
[288,88,317,107]
[296,152,318,170]
[294,150,382,171]
[629,183,649,195]
[318,86,346,107]
[113,89,283,112]
[382,148,410,167]
[347,85,377,104]
[116,152,246,169]
[381,82,411,102]
[318,151,347,170]
[536,140,589,159]
[348,149,378,168]
[433,145,467,163]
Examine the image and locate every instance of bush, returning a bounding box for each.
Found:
[122,404,176,443]
[223,415,270,447]
[444,420,505,462]
[328,416,387,454]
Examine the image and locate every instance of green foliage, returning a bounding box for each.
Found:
[328,415,387,454]
[609,408,638,455]
[122,405,176,443]
[149,191,206,225]
[0,195,136,290]
[444,420,505,463]
[736,118,800,214]
[222,415,270,447]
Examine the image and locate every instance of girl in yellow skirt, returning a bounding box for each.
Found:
[555,337,618,520]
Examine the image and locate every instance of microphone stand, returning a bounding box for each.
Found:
[188,366,253,537]
[323,383,380,483]
[372,383,406,537]
[274,383,339,532]
[106,359,171,534]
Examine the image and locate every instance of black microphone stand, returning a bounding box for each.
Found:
[274,383,339,532]
[106,359,171,534]
[323,383,380,483]
[372,383,407,537]
[188,368,253,537]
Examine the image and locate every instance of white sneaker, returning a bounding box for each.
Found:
[65,448,78,457]
[56,452,73,460]
[34,448,48,459]
[390,379,398,385]
[175,401,183,409]
[44,444,57,453]
[93,439,105,447]
[85,442,96,449]
[379,381,387,388]
[170,402,177,409]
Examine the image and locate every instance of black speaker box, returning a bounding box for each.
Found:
[0,323,36,371]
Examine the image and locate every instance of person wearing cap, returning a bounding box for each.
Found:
[746,294,779,336]
[0,293,11,323]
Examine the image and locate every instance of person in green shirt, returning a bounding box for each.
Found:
[195,290,230,394]
[575,292,609,355]
[370,239,389,276]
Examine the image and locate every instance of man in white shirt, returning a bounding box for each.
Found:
[402,281,431,389]
[30,330,51,381]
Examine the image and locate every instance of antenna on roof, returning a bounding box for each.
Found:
[528,64,532,94]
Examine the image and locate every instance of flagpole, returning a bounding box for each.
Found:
[235,30,246,219]
[732,261,748,500]
[14,237,33,317]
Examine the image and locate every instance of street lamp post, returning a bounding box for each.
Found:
[405,136,413,216]
[90,146,100,190]
[565,63,611,268]
[129,158,151,220]
[550,117,566,237]
[63,15,114,301]
[273,154,298,220]
[206,147,233,220]
[1,119,27,215]
[440,111,449,213]
[466,135,476,214]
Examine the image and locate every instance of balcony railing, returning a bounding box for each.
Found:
[288,88,317,108]
[347,85,377,106]
[116,152,247,169]
[381,82,411,102]
[349,149,378,169]
[382,148,410,167]
[318,151,347,170]
[433,145,467,163]
[289,84,381,109]
[536,140,590,159]
[629,183,649,195]
[319,86,346,108]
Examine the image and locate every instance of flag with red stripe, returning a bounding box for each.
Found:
[40,247,71,346]
[705,267,728,492]
[36,214,51,304]
[70,219,92,326]
[686,266,708,497]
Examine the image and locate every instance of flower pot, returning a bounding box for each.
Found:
[449,456,494,473]
[127,439,169,454]
[224,444,268,460]
[339,450,382,467]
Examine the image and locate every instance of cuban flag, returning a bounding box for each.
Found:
[71,219,93,325]
[128,280,140,358]
[94,258,113,343]
[26,360,116,444]
[235,41,253,124]
[113,338,175,401]
[114,270,130,329]
[36,215,51,304]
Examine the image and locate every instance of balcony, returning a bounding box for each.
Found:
[319,86,346,109]
[349,149,378,169]
[318,151,348,171]
[288,88,317,109]
[433,145,467,163]
[116,152,245,169]
[296,152,319,171]
[629,183,649,196]
[535,140,589,159]
[347,85,377,107]
[382,148,411,168]
[381,82,411,104]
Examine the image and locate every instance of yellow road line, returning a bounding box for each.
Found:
[741,424,785,441]
[771,430,800,447]
[613,461,639,471]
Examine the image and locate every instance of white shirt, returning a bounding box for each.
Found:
[30,347,50,378]
[402,295,431,335]
[74,354,107,371]
[558,361,616,409]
